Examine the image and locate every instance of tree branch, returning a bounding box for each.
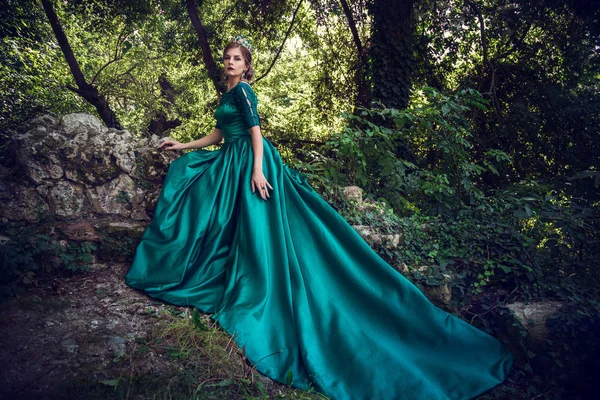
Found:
[218,0,243,26]
[90,57,122,87]
[255,0,304,83]
[340,0,364,58]
[340,0,370,108]
[466,0,489,66]
[41,0,121,129]
[466,0,501,120]
[90,24,131,86]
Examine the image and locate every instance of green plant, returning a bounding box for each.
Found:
[0,223,95,298]
[312,86,511,213]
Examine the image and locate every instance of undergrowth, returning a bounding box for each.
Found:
[0,221,95,300]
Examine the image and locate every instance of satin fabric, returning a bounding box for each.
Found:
[125,81,514,400]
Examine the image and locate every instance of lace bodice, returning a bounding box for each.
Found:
[214,81,261,142]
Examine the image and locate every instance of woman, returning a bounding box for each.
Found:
[125,36,514,400]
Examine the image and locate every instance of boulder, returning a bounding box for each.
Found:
[412,265,454,307]
[343,186,363,203]
[506,301,564,344]
[353,225,401,248]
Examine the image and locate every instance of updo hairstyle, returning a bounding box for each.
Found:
[223,42,255,83]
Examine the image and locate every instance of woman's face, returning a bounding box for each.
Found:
[223,47,247,80]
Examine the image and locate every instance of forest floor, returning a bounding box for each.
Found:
[0,263,326,400]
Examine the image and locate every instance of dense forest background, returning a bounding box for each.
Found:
[1,0,599,399]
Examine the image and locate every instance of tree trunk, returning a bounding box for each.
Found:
[145,74,182,137]
[340,0,371,109]
[185,0,223,95]
[368,0,414,110]
[41,0,122,129]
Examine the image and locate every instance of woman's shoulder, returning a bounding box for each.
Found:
[236,80,255,93]
[233,81,257,100]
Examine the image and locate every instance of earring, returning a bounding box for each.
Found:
[242,70,247,80]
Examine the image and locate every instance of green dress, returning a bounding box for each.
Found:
[125,81,514,400]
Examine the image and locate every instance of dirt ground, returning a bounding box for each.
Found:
[0,263,225,400]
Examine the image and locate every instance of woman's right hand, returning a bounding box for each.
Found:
[158,139,185,151]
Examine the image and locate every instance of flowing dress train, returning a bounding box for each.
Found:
[125,81,514,400]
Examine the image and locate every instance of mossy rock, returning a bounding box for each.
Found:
[95,221,146,262]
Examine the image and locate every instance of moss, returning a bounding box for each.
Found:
[133,152,167,184]
[132,176,154,191]
[96,224,144,261]
[115,190,131,204]
[66,156,120,186]
[132,152,149,177]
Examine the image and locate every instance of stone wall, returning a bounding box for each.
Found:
[0,113,179,255]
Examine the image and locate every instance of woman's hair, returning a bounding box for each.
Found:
[222,41,255,83]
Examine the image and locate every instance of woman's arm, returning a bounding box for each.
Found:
[249,125,273,200]
[235,83,272,200]
[249,126,263,172]
[158,129,223,151]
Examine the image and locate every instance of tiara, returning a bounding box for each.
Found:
[233,34,254,53]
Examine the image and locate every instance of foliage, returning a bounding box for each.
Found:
[0,0,86,144]
[0,223,95,298]
[96,228,143,262]
[0,0,357,158]
[412,0,600,186]
[307,86,510,213]
[319,191,537,296]
[301,83,598,294]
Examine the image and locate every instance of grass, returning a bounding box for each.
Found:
[55,306,329,400]
[145,306,329,399]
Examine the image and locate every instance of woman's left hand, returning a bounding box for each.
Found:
[251,169,273,201]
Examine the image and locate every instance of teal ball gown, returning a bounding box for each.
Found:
[125,81,514,400]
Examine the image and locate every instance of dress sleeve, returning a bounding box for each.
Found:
[234,82,261,129]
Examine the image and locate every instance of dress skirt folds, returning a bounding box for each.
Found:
[125,81,514,400]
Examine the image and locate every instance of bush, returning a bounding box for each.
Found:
[0,222,95,299]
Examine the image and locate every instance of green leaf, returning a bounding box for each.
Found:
[441,104,450,115]
[499,265,512,273]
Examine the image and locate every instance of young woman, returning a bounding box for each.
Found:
[125,36,514,400]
